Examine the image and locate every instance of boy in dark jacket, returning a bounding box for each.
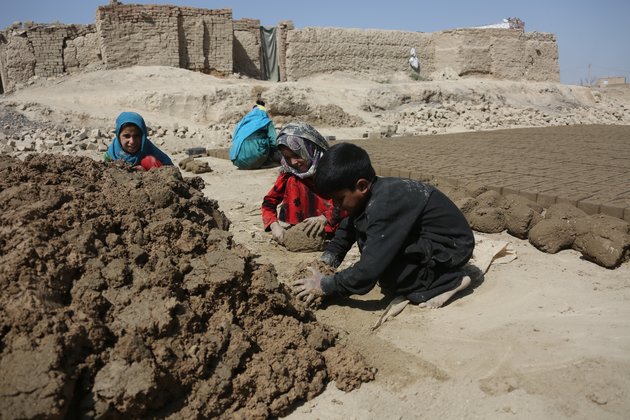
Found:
[292,143,475,308]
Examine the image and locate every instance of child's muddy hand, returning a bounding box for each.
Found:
[301,215,327,237]
[304,291,323,307]
[270,222,286,244]
[292,267,324,305]
[320,251,342,268]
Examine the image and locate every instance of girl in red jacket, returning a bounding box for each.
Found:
[262,122,345,244]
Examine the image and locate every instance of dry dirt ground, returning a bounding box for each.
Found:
[194,156,630,420]
[1,67,630,419]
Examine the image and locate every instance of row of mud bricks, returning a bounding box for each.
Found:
[205,148,629,268]
[372,164,629,222]
[371,164,629,269]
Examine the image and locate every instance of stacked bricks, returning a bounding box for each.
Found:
[285,27,434,80]
[27,26,67,77]
[433,29,559,82]
[232,18,260,32]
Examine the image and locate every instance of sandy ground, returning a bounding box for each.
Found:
[187,155,630,420]
[2,66,630,418]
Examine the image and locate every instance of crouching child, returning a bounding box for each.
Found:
[292,143,475,308]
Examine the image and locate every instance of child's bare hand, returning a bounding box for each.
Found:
[300,215,327,237]
[270,222,286,244]
[292,267,324,306]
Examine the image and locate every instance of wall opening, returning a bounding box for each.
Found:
[0,73,4,94]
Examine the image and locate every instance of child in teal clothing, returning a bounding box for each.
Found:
[104,112,173,170]
[230,100,278,170]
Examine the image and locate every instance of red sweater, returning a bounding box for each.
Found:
[262,172,345,234]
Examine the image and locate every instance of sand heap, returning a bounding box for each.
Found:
[0,155,373,419]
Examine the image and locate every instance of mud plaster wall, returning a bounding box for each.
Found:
[63,31,102,74]
[433,29,559,82]
[284,27,433,80]
[233,18,261,78]
[95,5,232,73]
[284,27,559,82]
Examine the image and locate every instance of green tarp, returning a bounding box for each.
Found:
[260,26,280,82]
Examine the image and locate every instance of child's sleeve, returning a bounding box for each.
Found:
[321,216,355,267]
[262,173,288,230]
[147,141,173,165]
[321,205,348,233]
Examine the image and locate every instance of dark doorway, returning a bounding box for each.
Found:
[0,73,3,94]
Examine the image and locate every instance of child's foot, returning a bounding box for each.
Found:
[418,276,471,309]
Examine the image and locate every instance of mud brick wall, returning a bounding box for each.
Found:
[433,29,559,82]
[284,27,559,82]
[0,24,97,91]
[179,7,233,73]
[233,18,261,78]
[95,4,232,73]
[276,20,295,82]
[25,26,67,77]
[62,29,101,73]
[0,8,560,91]
[0,33,35,92]
[96,5,181,69]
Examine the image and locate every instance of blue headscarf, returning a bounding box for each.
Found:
[229,106,273,161]
[106,112,173,166]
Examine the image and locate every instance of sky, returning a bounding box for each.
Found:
[2,0,629,85]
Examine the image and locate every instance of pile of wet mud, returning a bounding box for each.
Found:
[0,155,373,419]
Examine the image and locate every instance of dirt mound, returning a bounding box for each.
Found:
[0,155,373,418]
